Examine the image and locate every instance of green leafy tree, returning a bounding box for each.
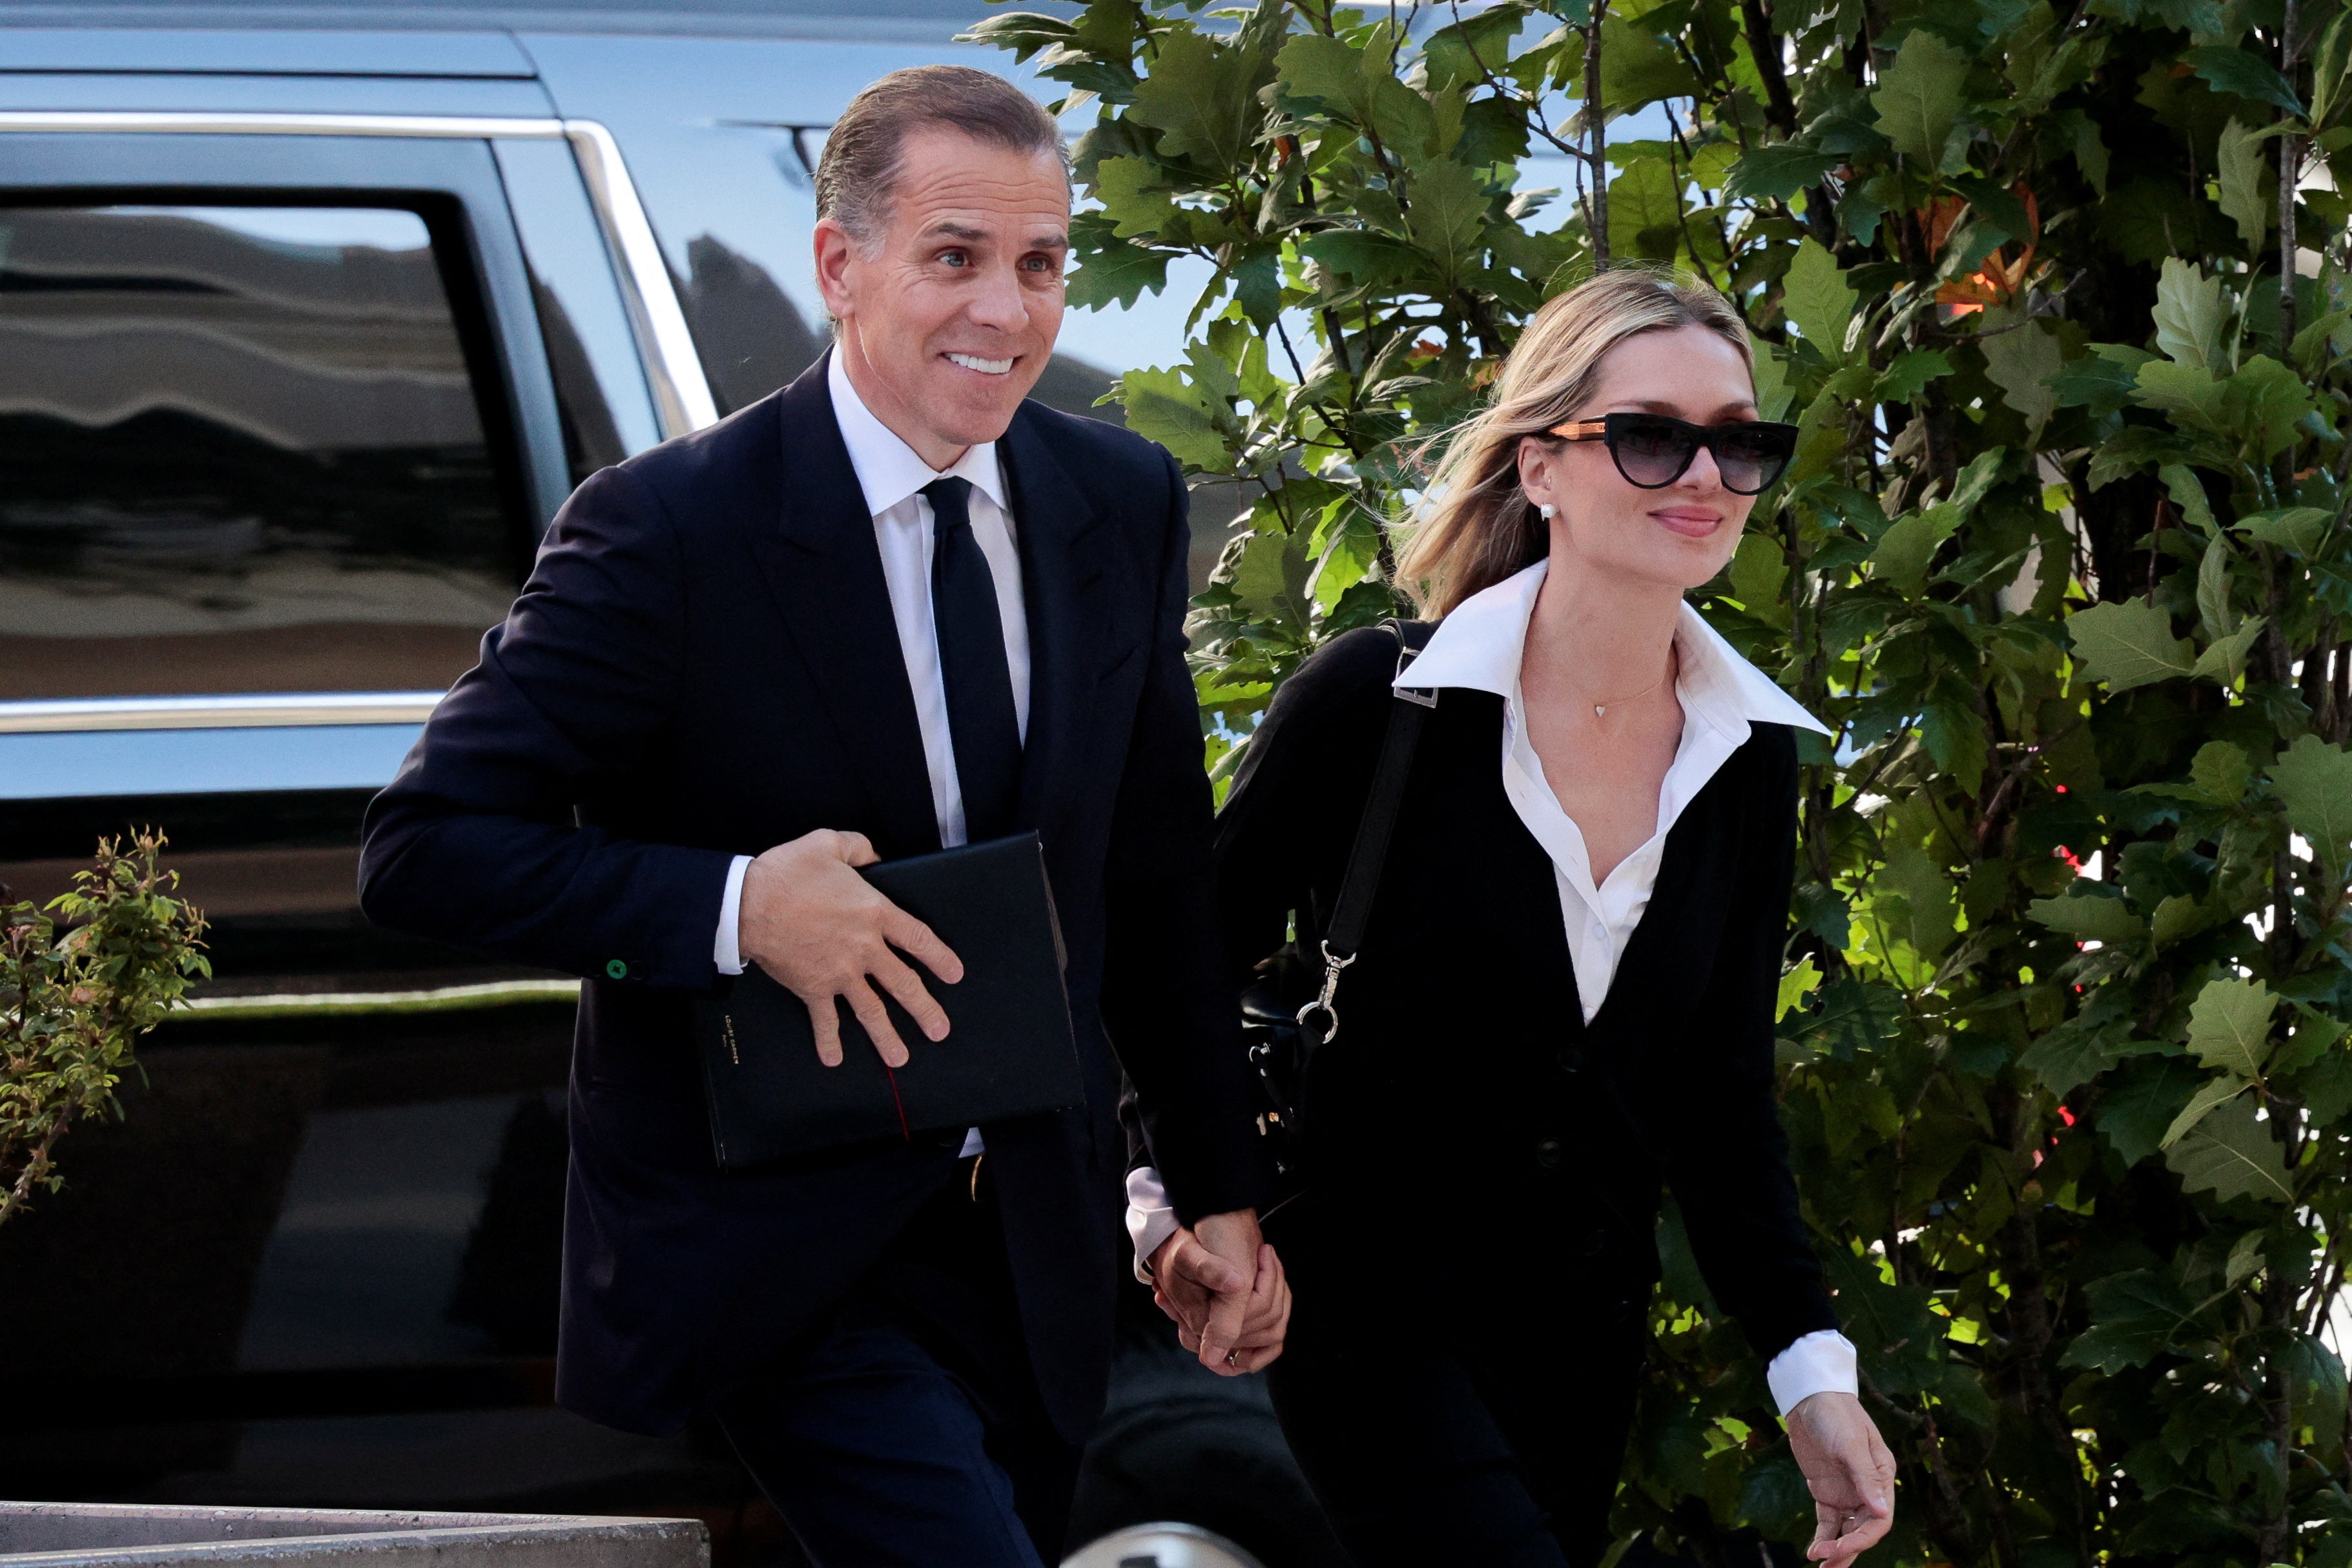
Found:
[1,831,209,1228]
[978,0,2352,1561]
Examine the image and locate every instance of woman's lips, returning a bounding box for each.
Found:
[1651,508,1723,539]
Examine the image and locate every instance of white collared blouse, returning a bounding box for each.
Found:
[1399,558,1830,1022]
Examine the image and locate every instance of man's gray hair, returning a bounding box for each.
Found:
[816,65,1068,253]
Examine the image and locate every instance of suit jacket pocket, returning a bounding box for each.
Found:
[1095,641,1142,685]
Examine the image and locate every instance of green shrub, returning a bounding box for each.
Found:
[977,1,2352,1560]
[1,830,209,1228]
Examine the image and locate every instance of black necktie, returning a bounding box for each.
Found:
[923,477,1022,841]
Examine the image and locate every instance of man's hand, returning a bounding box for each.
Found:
[1149,1210,1290,1376]
[738,829,963,1068]
[1787,1390,1895,1566]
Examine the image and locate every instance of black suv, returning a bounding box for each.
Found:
[0,6,1336,1563]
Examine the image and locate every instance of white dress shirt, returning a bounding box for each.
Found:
[714,349,1027,1160]
[1125,559,1857,1416]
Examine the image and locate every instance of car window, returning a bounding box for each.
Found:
[0,203,526,702]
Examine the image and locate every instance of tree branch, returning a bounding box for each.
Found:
[1586,3,1610,266]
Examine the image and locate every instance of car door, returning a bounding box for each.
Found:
[0,108,698,1502]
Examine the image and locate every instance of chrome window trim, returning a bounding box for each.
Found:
[561,119,716,438]
[0,693,444,734]
[0,110,566,136]
[0,110,719,439]
[182,976,582,1020]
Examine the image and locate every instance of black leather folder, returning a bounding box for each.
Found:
[694,832,1083,1169]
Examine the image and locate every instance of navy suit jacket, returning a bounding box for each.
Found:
[358,356,1264,1439]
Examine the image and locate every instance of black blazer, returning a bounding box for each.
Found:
[1217,625,1837,1367]
[358,356,1264,1439]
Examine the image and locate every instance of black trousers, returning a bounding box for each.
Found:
[710,1153,1082,1566]
[1264,1249,1644,1568]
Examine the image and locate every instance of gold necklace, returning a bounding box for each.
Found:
[1589,648,1678,719]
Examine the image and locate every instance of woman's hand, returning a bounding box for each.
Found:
[1786,1390,1895,1565]
[1148,1215,1291,1374]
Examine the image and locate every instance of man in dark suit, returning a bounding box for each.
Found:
[358,65,1283,1565]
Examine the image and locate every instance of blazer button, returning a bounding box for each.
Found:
[1535,1139,1564,1170]
[1583,1228,1611,1258]
[604,959,629,979]
[1555,1046,1585,1075]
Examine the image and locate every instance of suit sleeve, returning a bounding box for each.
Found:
[1097,449,1270,1224]
[357,465,733,989]
[1666,730,1841,1364]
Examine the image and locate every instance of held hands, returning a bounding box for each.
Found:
[1148,1210,1291,1376]
[1786,1390,1896,1566]
[738,829,963,1068]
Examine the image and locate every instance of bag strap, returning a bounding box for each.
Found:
[1296,621,1436,1044]
[1326,622,1436,953]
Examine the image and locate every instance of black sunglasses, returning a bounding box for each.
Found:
[1549,412,1800,495]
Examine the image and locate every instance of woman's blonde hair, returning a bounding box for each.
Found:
[1391,268,1753,618]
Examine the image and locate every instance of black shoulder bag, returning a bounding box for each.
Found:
[1245,621,1436,1213]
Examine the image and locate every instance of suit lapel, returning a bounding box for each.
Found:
[999,407,1108,840]
[748,355,942,858]
[1585,758,1744,1042]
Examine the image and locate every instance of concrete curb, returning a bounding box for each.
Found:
[0,1504,708,1566]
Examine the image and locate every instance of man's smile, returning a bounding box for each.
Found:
[945,351,1016,376]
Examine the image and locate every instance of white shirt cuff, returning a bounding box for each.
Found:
[713,854,752,975]
[1126,1165,1179,1284]
[1767,1328,1859,1418]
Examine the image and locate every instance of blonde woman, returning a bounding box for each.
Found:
[1193,271,1896,1565]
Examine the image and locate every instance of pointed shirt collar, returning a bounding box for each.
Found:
[826,347,1009,519]
[1396,558,1831,738]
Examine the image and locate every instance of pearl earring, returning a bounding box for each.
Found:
[1537,503,1556,520]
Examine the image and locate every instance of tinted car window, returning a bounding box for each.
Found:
[0,205,524,701]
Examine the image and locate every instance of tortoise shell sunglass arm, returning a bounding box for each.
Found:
[1547,411,1800,496]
